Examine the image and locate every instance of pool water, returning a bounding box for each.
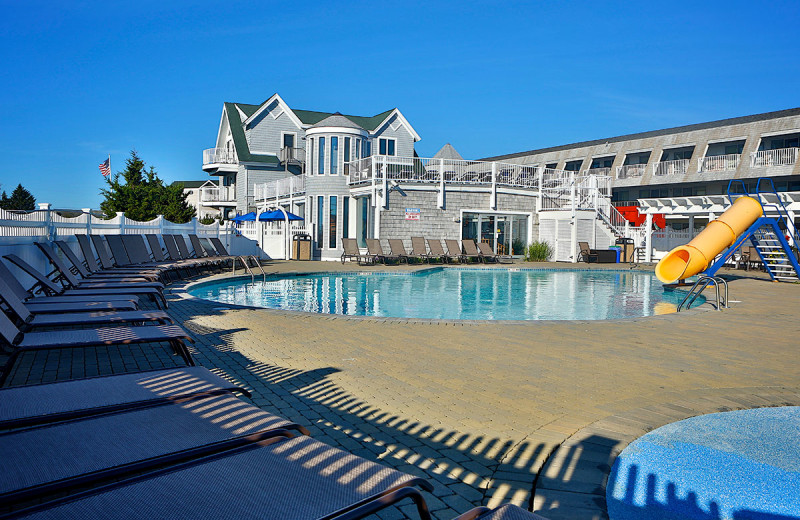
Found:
[189,268,697,321]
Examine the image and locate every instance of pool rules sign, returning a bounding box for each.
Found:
[405,208,421,221]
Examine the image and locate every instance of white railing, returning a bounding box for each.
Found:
[203,147,237,165]
[653,159,689,176]
[280,147,305,163]
[540,173,612,211]
[254,175,306,201]
[699,153,740,172]
[200,186,235,203]
[616,164,647,179]
[751,147,799,168]
[348,157,374,183]
[582,167,612,177]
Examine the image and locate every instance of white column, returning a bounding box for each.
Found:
[371,156,377,207]
[39,203,53,240]
[645,213,653,263]
[117,212,125,235]
[437,158,445,209]
[537,166,544,211]
[490,162,497,210]
[570,171,577,262]
[82,208,92,235]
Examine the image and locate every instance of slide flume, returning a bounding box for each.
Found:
[655,196,763,283]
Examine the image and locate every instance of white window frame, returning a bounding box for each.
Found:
[281,131,297,150]
[378,137,396,156]
[330,135,339,176]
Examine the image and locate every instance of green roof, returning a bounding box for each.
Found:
[171,180,207,188]
[290,108,395,131]
[223,102,280,165]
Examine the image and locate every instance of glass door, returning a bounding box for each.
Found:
[496,216,510,255]
[480,215,495,250]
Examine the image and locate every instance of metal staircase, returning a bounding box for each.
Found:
[751,225,798,281]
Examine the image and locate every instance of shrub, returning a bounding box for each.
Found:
[199,216,217,225]
[512,238,525,255]
[525,241,554,262]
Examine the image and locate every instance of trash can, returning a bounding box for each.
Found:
[292,233,312,261]
[616,237,634,263]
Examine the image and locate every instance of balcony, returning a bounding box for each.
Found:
[653,159,689,176]
[583,167,612,177]
[254,176,305,201]
[279,147,305,164]
[202,148,237,172]
[199,186,235,205]
[699,153,740,173]
[616,164,647,179]
[751,147,799,168]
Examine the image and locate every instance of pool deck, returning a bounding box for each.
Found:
[4,261,799,519]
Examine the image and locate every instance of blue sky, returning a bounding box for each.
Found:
[1,0,799,208]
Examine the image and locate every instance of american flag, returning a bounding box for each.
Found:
[99,157,111,177]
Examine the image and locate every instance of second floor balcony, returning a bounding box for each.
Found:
[279,147,305,164]
[616,164,647,179]
[199,186,235,204]
[751,147,799,168]
[653,159,689,176]
[699,153,740,173]
[254,175,306,201]
[202,148,237,171]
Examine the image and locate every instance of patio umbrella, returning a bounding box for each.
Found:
[231,212,256,222]
[258,210,304,222]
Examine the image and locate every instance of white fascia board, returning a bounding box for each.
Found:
[372,109,422,142]
[306,126,369,137]
[215,107,229,148]
[242,93,304,129]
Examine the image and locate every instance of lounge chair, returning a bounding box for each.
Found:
[366,238,402,264]
[477,242,513,264]
[5,430,434,520]
[188,234,230,269]
[411,237,432,263]
[160,234,210,273]
[427,238,453,263]
[577,242,598,263]
[144,234,196,278]
[0,277,172,332]
[54,240,157,283]
[456,505,550,520]
[445,239,466,263]
[0,366,250,430]
[461,240,483,263]
[121,234,195,280]
[88,235,164,278]
[388,239,414,263]
[165,234,217,271]
[342,238,370,264]
[4,254,166,309]
[0,305,195,377]
[0,394,305,508]
[0,260,139,312]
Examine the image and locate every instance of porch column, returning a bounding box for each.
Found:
[537,166,544,211]
[371,156,377,207]
[645,213,653,263]
[437,158,445,209]
[570,170,577,262]
[490,162,497,210]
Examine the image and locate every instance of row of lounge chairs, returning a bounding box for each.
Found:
[343,238,513,265]
[0,234,547,519]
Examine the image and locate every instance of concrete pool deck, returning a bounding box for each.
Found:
[3,261,799,519]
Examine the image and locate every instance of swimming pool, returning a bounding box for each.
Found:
[189,268,697,321]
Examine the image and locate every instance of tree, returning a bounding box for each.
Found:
[99,151,195,223]
[0,184,36,210]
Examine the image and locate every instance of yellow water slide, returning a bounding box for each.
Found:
[655,196,763,283]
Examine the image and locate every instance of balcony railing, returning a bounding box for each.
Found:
[203,148,237,165]
[616,164,647,179]
[653,159,689,176]
[751,147,799,168]
[583,167,612,177]
[199,186,235,203]
[699,153,740,173]
[280,147,305,164]
[254,175,306,201]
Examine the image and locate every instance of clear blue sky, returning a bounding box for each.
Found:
[2,0,799,208]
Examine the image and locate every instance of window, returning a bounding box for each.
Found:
[330,136,338,175]
[379,138,395,156]
[724,143,744,155]
[342,197,349,239]
[317,196,324,246]
[355,138,361,160]
[309,138,315,175]
[545,163,557,169]
[329,196,338,249]
[318,136,325,175]
[344,137,351,175]
[363,140,371,157]
[591,157,614,169]
[282,132,295,148]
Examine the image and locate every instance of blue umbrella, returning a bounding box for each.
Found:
[258,210,304,222]
[231,212,256,222]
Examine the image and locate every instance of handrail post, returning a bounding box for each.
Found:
[117,212,126,235]
[82,208,92,236]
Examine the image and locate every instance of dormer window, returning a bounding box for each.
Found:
[379,138,396,156]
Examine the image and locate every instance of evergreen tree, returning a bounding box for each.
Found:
[0,184,36,210]
[99,151,195,223]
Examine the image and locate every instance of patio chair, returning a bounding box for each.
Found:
[0,277,172,333]
[54,240,157,283]
[144,234,196,278]
[161,234,212,273]
[5,431,435,520]
[166,234,217,271]
[0,394,305,509]
[411,237,432,263]
[0,305,195,378]
[577,242,598,263]
[461,240,483,263]
[342,238,369,264]
[455,505,550,520]
[4,254,166,309]
[88,235,164,278]
[477,242,513,264]
[188,234,230,269]
[121,234,195,280]
[427,238,452,263]
[0,366,250,430]
[0,260,139,312]
[445,239,466,263]
[388,239,414,263]
[366,238,402,264]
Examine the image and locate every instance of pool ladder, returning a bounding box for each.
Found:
[677,275,729,312]
[233,255,267,281]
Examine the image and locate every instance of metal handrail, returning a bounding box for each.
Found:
[677,276,728,312]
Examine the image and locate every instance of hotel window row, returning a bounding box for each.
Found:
[312,195,352,250]
[308,136,378,176]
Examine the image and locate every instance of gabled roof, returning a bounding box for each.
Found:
[433,143,463,161]
[223,102,280,165]
[309,112,365,130]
